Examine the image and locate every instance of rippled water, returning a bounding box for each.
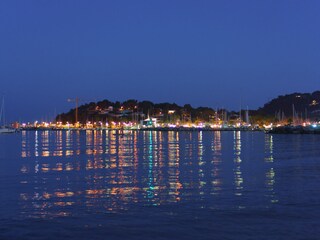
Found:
[1,130,320,239]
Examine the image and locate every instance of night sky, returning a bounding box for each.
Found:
[1,0,320,122]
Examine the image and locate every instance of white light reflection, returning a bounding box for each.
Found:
[264,134,278,203]
[197,131,206,197]
[211,131,222,195]
[35,131,39,157]
[168,131,181,203]
[233,131,243,196]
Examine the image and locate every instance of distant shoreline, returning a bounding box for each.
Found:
[18,126,320,134]
[20,127,262,132]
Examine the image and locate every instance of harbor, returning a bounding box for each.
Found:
[2,1,320,239]
[2,127,320,240]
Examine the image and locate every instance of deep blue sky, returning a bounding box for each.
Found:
[1,0,320,122]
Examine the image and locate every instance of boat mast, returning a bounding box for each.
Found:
[245,106,249,124]
[292,104,295,125]
[0,96,5,125]
[75,97,79,125]
[0,97,2,124]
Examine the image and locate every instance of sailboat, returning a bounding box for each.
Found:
[0,97,16,134]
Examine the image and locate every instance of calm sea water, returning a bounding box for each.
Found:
[0,130,320,240]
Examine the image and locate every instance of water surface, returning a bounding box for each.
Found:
[0,130,320,239]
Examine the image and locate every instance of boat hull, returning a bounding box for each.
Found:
[0,128,16,134]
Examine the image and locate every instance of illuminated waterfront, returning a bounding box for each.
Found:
[1,130,320,239]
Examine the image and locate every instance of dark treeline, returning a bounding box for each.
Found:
[56,91,320,125]
[256,91,320,118]
[56,99,243,124]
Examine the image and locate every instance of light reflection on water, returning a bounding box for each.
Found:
[264,134,277,204]
[233,131,243,197]
[0,130,316,239]
[18,130,280,218]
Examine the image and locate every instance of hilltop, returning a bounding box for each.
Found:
[56,91,320,125]
[256,91,320,120]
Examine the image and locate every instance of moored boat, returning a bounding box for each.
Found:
[0,96,18,134]
[0,127,16,134]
